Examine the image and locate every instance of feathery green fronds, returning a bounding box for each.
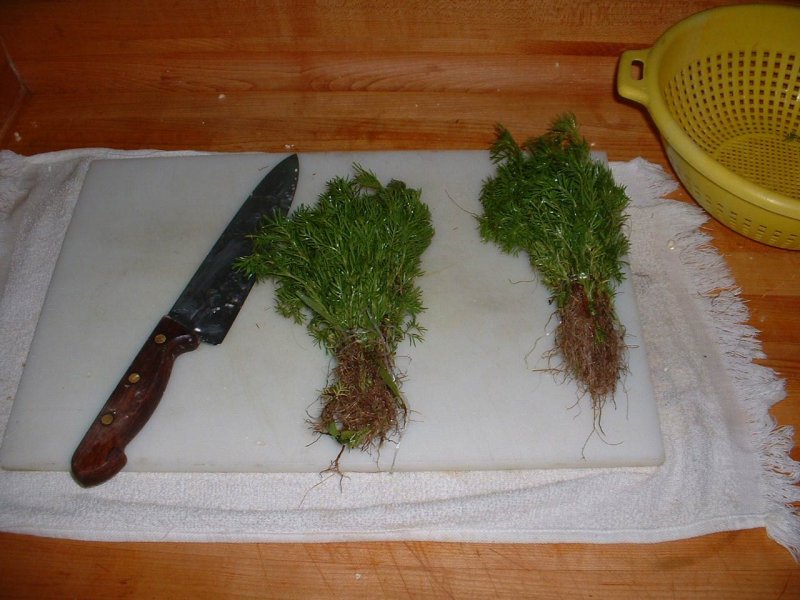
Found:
[238,164,433,355]
[478,114,629,310]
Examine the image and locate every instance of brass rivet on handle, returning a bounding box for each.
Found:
[100,413,114,426]
[154,333,167,344]
[128,372,141,384]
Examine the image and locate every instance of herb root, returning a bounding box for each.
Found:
[555,284,625,416]
[316,336,407,455]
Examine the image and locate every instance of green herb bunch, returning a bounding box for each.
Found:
[478,114,630,416]
[238,165,434,462]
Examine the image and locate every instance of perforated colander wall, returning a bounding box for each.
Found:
[665,49,800,200]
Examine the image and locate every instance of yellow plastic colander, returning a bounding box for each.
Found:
[617,3,800,249]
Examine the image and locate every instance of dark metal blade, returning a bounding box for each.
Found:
[168,154,299,344]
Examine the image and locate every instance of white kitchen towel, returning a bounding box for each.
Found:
[0,148,797,557]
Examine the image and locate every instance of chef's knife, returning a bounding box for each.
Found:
[70,154,299,487]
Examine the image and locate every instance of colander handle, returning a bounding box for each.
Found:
[617,49,651,106]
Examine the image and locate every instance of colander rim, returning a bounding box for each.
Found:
[638,3,800,219]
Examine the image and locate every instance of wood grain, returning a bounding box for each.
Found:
[0,39,27,142]
[0,531,797,599]
[0,0,798,598]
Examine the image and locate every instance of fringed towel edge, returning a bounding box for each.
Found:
[634,158,800,560]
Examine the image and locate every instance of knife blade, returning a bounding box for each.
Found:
[70,154,299,487]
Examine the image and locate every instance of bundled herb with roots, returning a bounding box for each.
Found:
[477,114,630,422]
[238,165,434,466]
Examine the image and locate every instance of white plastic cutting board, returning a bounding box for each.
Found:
[0,151,664,473]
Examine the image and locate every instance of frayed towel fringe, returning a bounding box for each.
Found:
[665,191,800,559]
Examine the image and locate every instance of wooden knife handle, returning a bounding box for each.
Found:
[70,315,200,487]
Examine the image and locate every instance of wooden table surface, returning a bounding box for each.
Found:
[1,1,798,597]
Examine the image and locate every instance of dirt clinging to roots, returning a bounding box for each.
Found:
[313,337,407,460]
[555,284,626,417]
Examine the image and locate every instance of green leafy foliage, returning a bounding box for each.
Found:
[477,114,630,310]
[238,164,434,359]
